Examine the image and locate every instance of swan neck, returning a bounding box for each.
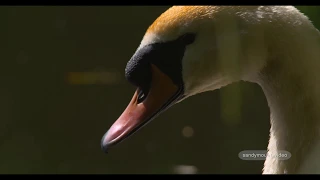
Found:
[257,55,320,173]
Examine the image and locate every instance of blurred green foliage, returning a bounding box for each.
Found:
[297,6,320,29]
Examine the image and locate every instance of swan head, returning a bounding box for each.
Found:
[101,6,276,152]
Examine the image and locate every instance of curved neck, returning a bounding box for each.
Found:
[255,30,320,173]
[258,63,320,174]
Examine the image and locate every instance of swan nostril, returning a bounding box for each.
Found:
[137,88,148,104]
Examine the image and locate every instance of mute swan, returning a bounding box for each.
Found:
[101,6,320,174]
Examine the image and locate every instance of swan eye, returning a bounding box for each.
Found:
[179,33,196,45]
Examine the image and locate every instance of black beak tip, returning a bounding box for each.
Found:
[101,132,109,154]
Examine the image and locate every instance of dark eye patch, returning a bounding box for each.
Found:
[178,33,196,45]
[125,45,153,88]
[125,33,196,93]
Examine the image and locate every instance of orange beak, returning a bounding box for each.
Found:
[101,64,183,152]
